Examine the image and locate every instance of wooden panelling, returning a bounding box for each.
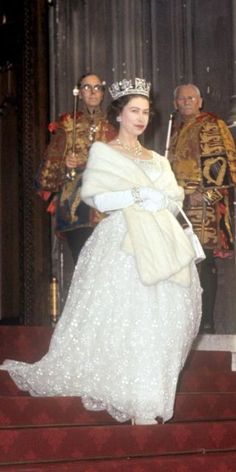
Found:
[0,0,51,325]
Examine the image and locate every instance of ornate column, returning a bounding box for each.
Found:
[227,0,236,128]
[21,0,50,325]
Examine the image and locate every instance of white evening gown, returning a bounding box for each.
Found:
[1,156,202,423]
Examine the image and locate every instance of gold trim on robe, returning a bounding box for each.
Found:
[169,112,236,250]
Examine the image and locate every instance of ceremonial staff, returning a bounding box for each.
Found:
[57,84,79,322]
[164,111,175,158]
[66,85,79,180]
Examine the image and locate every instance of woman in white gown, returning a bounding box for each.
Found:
[1,78,202,425]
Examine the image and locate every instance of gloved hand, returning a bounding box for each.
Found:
[139,187,168,211]
[93,190,135,212]
[93,187,170,213]
[140,199,166,212]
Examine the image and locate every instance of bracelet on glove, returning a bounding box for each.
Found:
[131,187,143,204]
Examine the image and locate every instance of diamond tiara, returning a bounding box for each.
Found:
[109,78,151,100]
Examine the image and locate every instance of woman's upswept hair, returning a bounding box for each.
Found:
[107,94,150,129]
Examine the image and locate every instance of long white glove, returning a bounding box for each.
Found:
[93,187,171,213]
[139,187,168,212]
[93,190,135,212]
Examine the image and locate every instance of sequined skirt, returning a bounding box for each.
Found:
[1,212,202,422]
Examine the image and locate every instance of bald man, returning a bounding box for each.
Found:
[168,84,236,333]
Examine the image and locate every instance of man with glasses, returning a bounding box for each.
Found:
[36,73,116,264]
[168,83,236,333]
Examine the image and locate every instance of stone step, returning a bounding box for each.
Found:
[0,392,236,427]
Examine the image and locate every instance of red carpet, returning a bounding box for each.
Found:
[0,326,236,471]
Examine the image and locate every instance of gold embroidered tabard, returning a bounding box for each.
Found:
[169,112,236,250]
[35,109,116,232]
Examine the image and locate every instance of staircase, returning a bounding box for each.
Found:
[0,326,236,471]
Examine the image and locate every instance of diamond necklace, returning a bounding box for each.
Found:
[116,138,142,157]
